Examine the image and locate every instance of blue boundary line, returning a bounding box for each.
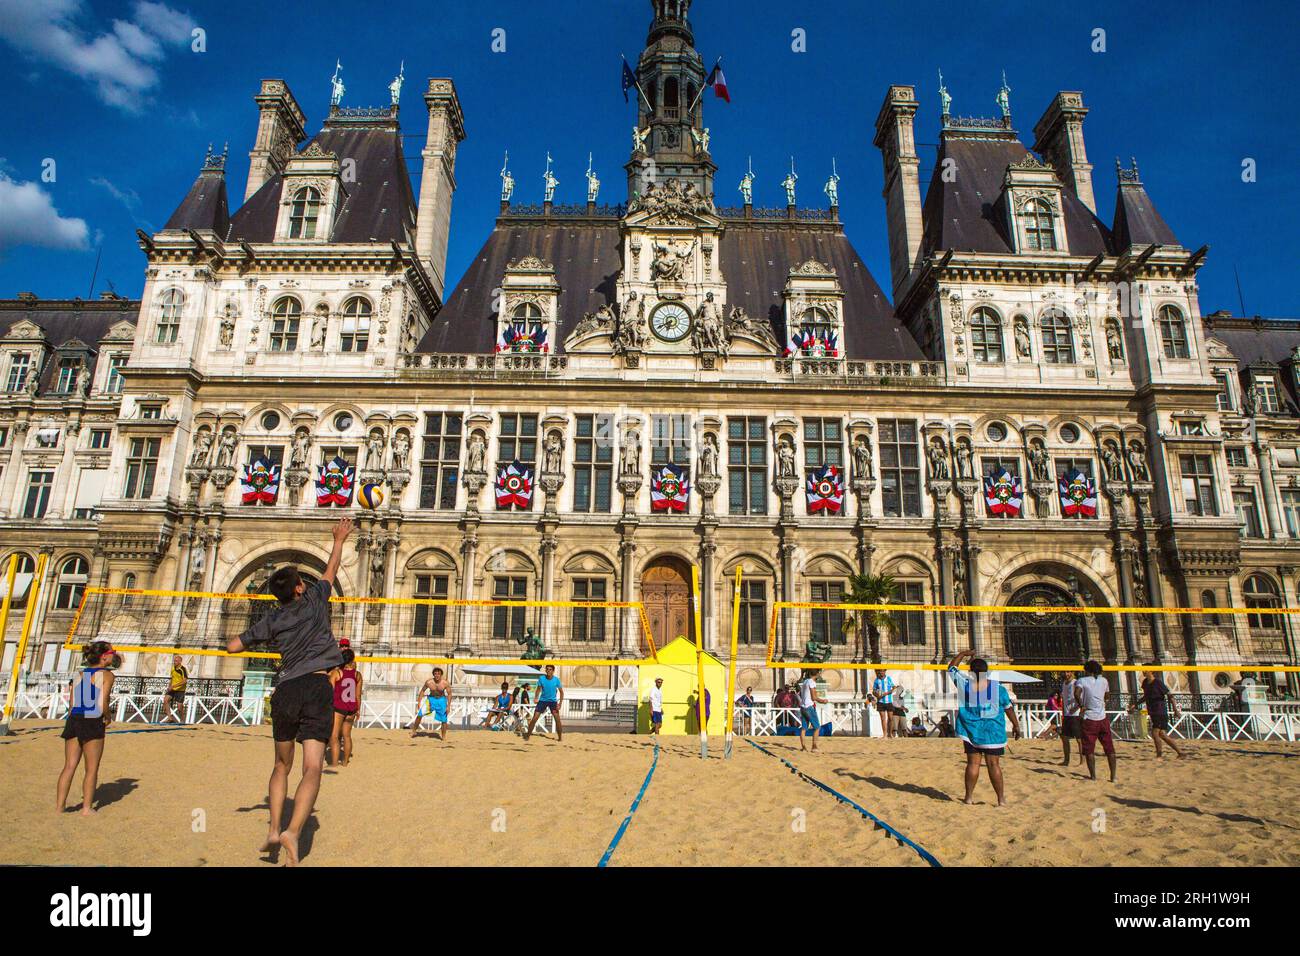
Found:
[597,740,660,868]
[745,738,942,868]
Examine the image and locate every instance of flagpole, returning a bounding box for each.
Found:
[622,53,650,106]
[689,57,720,113]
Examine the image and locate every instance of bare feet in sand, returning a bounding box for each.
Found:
[79,806,95,816]
[279,830,300,866]
[259,831,279,855]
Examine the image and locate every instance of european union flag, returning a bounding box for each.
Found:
[622,60,637,102]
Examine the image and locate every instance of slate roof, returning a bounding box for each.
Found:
[1112,178,1179,249]
[419,217,923,360]
[1208,315,1300,412]
[227,117,417,245]
[163,165,230,235]
[0,296,140,395]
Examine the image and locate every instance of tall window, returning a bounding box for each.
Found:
[270,298,301,352]
[412,573,449,638]
[796,307,836,356]
[1213,372,1234,412]
[727,417,768,515]
[88,428,111,451]
[1243,575,1281,633]
[124,437,161,499]
[573,414,614,513]
[1055,458,1096,519]
[288,186,321,239]
[736,579,767,645]
[1158,305,1190,359]
[490,576,528,641]
[155,289,183,344]
[53,556,89,610]
[1254,376,1280,413]
[878,419,921,517]
[650,414,691,467]
[889,581,926,645]
[498,413,538,512]
[1225,446,1248,468]
[1282,490,1300,538]
[809,581,846,646]
[340,297,371,352]
[571,578,608,642]
[802,418,843,470]
[418,412,462,510]
[23,471,54,519]
[1179,454,1217,516]
[55,358,80,393]
[1039,310,1074,364]
[1022,198,1057,251]
[970,307,1004,363]
[6,352,31,392]
[105,354,127,394]
[7,553,35,606]
[1234,490,1263,538]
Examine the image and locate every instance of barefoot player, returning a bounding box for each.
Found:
[1141,669,1185,759]
[947,649,1022,806]
[410,667,452,740]
[523,664,563,742]
[162,654,188,723]
[226,516,352,866]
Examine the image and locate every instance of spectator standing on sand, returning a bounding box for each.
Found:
[736,686,755,734]
[1059,671,1084,765]
[1074,660,1118,783]
[1141,670,1185,759]
[648,677,665,735]
[872,670,897,738]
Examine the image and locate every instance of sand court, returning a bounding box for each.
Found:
[2,721,1298,867]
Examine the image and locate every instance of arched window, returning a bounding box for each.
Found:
[1158,305,1190,359]
[270,298,301,352]
[1022,198,1056,251]
[288,187,321,239]
[340,297,372,353]
[511,302,542,322]
[121,572,138,607]
[1039,309,1074,364]
[1243,575,1281,633]
[155,289,183,344]
[53,556,89,610]
[1200,589,1220,626]
[6,553,35,608]
[663,77,679,119]
[795,307,838,357]
[970,307,1004,363]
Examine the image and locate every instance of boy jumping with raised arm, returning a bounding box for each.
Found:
[227,516,352,866]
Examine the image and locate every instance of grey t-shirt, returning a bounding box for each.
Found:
[240,580,343,683]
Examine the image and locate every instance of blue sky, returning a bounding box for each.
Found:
[1,0,1297,317]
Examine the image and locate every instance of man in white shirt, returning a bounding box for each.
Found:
[1073,660,1117,782]
[798,670,826,752]
[648,677,665,735]
[871,669,897,738]
[1060,671,1084,766]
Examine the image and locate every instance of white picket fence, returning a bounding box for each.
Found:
[8,690,1300,743]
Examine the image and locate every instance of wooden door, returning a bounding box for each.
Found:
[642,562,694,651]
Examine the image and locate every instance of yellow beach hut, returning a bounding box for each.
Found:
[636,636,728,735]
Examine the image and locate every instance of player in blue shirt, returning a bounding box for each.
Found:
[523,664,564,743]
[947,649,1022,806]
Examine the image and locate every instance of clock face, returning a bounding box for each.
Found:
[650,303,692,343]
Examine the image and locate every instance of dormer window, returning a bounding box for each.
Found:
[1255,375,1280,413]
[288,187,321,239]
[1213,371,1234,411]
[340,297,371,353]
[155,288,183,344]
[498,302,549,353]
[55,358,80,394]
[105,354,127,394]
[1159,305,1190,359]
[792,307,839,358]
[1022,198,1057,251]
[970,307,1004,363]
[270,297,302,352]
[6,352,31,392]
[1039,309,1074,364]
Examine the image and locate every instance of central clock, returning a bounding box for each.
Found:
[650,302,692,343]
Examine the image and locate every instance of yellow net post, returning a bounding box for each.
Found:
[692,564,707,759]
[724,566,741,759]
[1,552,46,734]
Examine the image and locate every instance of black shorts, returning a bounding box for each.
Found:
[61,715,106,743]
[1149,713,1170,731]
[963,741,1004,757]
[271,673,333,743]
[166,690,186,702]
[1061,715,1083,739]
[333,708,358,718]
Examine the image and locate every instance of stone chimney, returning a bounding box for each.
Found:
[415,78,466,302]
[1032,92,1096,214]
[244,80,307,203]
[873,85,924,300]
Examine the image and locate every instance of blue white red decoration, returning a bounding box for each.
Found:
[785,327,839,358]
[240,457,281,505]
[495,322,549,353]
[805,465,844,514]
[316,456,354,507]
[495,460,535,509]
[650,463,690,512]
[983,469,1024,516]
[1058,469,1098,518]
[705,59,731,103]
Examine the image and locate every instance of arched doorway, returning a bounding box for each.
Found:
[1004,583,1085,699]
[221,552,333,678]
[641,556,695,651]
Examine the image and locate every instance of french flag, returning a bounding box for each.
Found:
[706,60,730,103]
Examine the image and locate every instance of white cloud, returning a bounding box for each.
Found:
[0,172,90,251]
[0,0,196,112]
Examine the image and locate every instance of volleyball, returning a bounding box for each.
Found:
[358,482,384,510]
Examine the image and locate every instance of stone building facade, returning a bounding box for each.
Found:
[2,1,1297,702]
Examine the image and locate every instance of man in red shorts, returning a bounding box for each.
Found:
[1073,659,1117,782]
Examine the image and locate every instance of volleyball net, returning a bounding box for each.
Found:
[63,587,659,666]
[764,601,1300,673]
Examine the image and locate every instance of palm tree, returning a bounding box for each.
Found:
[841,572,898,663]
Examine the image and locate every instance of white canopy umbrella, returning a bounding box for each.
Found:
[987,669,1041,683]
[460,663,543,678]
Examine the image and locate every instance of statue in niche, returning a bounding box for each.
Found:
[1105,320,1124,361]
[391,431,410,472]
[954,440,973,479]
[699,433,718,478]
[219,304,237,348]
[311,306,328,350]
[190,429,213,468]
[1101,442,1125,482]
[853,436,874,480]
[467,432,487,473]
[927,439,950,479]
[368,550,385,598]
[1127,442,1150,482]
[290,429,312,470]
[621,429,641,476]
[1014,316,1032,359]
[1028,440,1050,482]
[543,432,563,474]
[215,428,238,469]
[776,438,797,478]
[365,429,386,472]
